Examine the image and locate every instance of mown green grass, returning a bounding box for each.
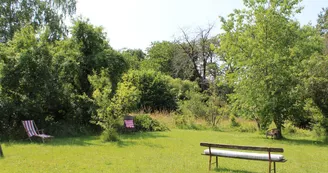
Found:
[1,129,328,173]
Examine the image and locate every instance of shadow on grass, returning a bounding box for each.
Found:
[3,131,168,147]
[116,132,167,148]
[250,135,328,147]
[49,135,101,146]
[213,167,256,173]
[3,135,100,146]
[281,138,328,147]
[120,131,168,140]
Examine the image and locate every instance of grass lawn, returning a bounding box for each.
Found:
[1,129,328,173]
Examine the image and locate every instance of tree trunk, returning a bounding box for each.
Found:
[255,118,261,131]
[0,144,4,157]
[273,119,283,139]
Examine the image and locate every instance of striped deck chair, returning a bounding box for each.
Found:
[124,115,135,129]
[22,120,53,143]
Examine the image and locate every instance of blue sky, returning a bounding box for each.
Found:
[76,0,327,50]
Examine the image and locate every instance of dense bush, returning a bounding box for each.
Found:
[101,128,120,142]
[174,114,207,130]
[230,115,240,127]
[178,91,208,118]
[0,21,128,140]
[134,114,169,132]
[168,78,200,101]
[121,70,177,112]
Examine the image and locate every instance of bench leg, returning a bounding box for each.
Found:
[216,156,218,168]
[274,162,276,173]
[208,156,211,170]
[269,161,271,173]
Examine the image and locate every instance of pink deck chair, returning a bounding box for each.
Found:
[124,120,135,128]
[22,120,53,143]
[124,115,135,129]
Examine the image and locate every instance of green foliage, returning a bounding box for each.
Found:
[101,128,120,142]
[143,41,175,76]
[173,114,207,130]
[178,91,207,118]
[71,19,128,96]
[218,0,322,137]
[317,7,328,36]
[121,70,177,112]
[169,78,200,101]
[230,115,240,128]
[0,26,65,138]
[0,19,128,139]
[237,125,257,133]
[316,7,328,55]
[46,120,99,137]
[134,114,169,132]
[89,69,140,132]
[176,82,228,126]
[121,49,145,70]
[0,0,76,42]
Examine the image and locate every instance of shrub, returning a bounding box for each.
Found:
[169,78,200,101]
[178,91,208,118]
[237,125,257,133]
[284,121,297,134]
[122,70,177,112]
[134,114,169,132]
[89,69,140,135]
[173,114,207,130]
[101,129,120,142]
[230,115,240,127]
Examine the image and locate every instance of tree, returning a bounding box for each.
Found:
[316,7,328,54]
[0,26,65,138]
[0,0,76,42]
[176,25,219,90]
[144,41,198,80]
[89,69,139,131]
[71,19,128,97]
[218,0,321,138]
[143,41,175,76]
[317,7,328,36]
[302,54,328,138]
[121,48,145,70]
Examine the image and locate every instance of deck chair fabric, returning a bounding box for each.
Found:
[22,120,53,142]
[124,116,135,129]
[124,120,135,128]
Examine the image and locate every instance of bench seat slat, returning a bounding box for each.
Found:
[200,142,284,152]
[203,149,285,162]
[202,153,287,162]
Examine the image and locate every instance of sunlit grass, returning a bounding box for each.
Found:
[1,129,328,173]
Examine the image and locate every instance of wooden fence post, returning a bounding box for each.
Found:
[0,144,4,157]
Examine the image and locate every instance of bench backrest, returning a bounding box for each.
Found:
[200,142,284,152]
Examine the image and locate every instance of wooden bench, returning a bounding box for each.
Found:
[200,142,287,173]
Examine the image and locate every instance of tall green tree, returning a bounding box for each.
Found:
[0,26,65,138]
[0,0,76,42]
[121,48,145,70]
[143,41,175,76]
[218,0,322,138]
[302,54,328,138]
[316,7,328,54]
[71,19,127,97]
